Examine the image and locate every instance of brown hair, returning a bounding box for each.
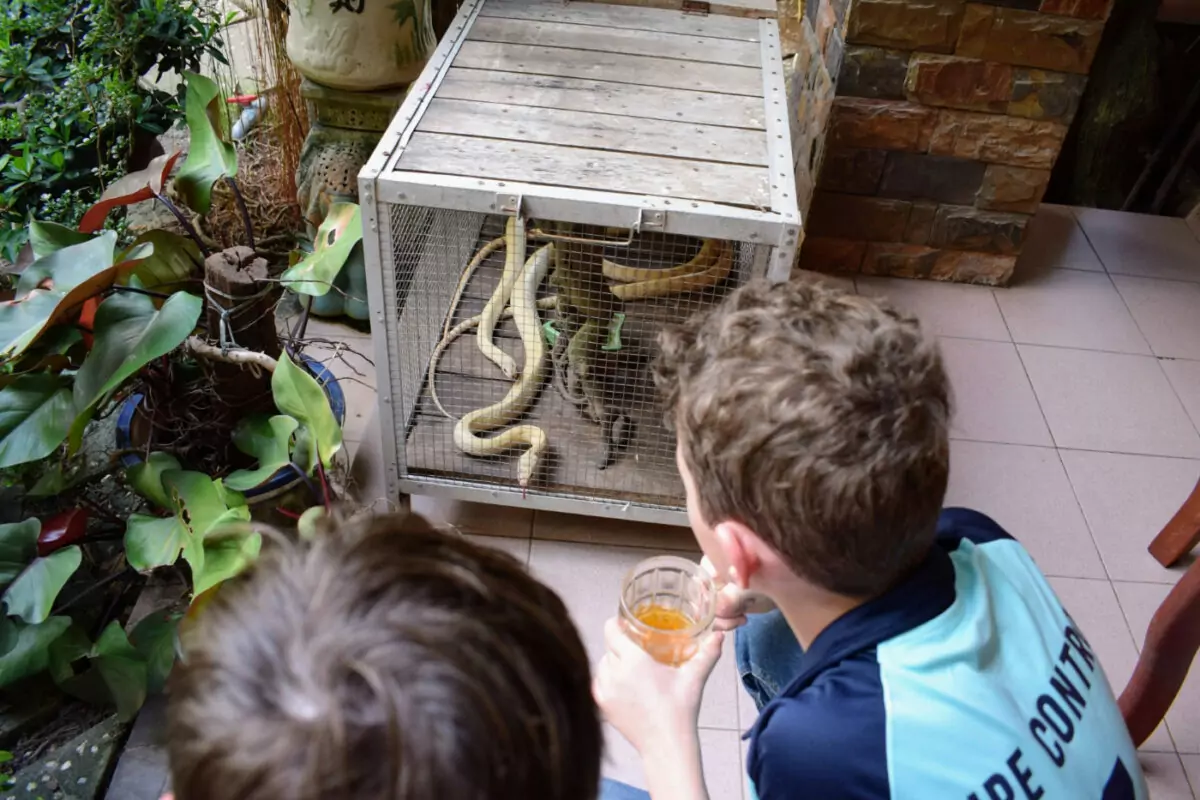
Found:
[655,278,951,597]
[166,512,601,800]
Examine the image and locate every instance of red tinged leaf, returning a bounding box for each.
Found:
[78,151,182,234]
[37,508,90,556]
[78,297,98,350]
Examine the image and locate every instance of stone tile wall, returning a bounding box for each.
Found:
[793,0,1114,285]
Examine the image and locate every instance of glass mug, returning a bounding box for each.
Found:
[619,556,716,666]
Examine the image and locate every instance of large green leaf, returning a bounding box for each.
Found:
[280,204,362,297]
[0,519,38,586]
[121,230,202,293]
[46,622,91,684]
[174,72,237,214]
[0,374,75,468]
[0,616,71,688]
[163,470,252,595]
[225,414,298,491]
[67,286,203,452]
[130,609,180,693]
[29,221,94,260]
[2,545,81,624]
[124,515,188,572]
[0,233,117,360]
[272,352,341,470]
[191,529,261,597]
[57,621,148,720]
[127,452,182,509]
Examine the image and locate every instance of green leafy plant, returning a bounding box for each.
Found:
[0,0,230,260]
[0,71,348,717]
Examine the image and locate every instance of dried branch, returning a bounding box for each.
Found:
[185,335,277,373]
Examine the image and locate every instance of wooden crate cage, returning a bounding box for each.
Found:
[359,0,801,525]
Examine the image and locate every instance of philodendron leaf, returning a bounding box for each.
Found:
[28,221,94,259]
[124,515,188,572]
[272,353,341,470]
[0,616,71,688]
[130,608,180,693]
[280,204,362,297]
[2,544,81,624]
[127,452,182,509]
[0,233,117,360]
[297,506,326,541]
[174,72,237,214]
[191,529,261,597]
[91,621,148,721]
[67,285,203,452]
[225,414,299,491]
[58,621,149,720]
[163,470,253,596]
[0,374,75,468]
[121,230,203,293]
[78,151,182,234]
[0,519,39,586]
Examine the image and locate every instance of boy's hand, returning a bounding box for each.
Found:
[701,556,773,632]
[593,616,724,755]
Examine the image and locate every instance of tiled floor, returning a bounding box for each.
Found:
[340,205,1200,798]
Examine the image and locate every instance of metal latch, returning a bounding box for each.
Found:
[681,0,710,14]
[495,193,522,216]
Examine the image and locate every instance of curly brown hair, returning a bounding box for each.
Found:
[166,512,602,800]
[655,278,952,597]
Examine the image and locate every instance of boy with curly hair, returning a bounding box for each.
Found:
[596,279,1146,800]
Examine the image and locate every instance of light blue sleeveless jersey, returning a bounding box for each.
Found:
[745,508,1147,800]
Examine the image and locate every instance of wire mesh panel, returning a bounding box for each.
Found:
[386,204,763,508]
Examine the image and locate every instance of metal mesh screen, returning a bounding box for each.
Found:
[384,203,764,509]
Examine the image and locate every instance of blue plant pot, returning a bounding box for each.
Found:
[115,355,346,504]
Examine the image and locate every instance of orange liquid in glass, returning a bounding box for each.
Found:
[634,604,694,631]
[630,605,698,665]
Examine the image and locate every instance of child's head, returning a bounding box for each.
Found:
[655,278,951,599]
[166,512,602,800]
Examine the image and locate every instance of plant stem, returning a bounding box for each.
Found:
[290,462,321,504]
[52,568,135,616]
[153,191,211,257]
[111,284,172,300]
[225,177,256,252]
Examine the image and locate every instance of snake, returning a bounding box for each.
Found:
[451,241,554,489]
[477,216,528,380]
[606,239,733,301]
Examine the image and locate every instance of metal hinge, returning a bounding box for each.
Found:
[495,193,523,216]
[681,0,710,14]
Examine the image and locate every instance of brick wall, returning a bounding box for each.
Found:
[794,0,1114,285]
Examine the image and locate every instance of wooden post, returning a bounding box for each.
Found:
[202,246,282,414]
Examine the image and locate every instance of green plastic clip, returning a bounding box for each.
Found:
[602,312,626,352]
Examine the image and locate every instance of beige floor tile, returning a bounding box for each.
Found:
[939,338,1052,446]
[945,441,1104,578]
[528,540,741,732]
[410,495,534,540]
[1060,450,1199,584]
[1047,577,1176,753]
[996,269,1151,354]
[1113,580,1200,754]
[1113,276,1200,362]
[858,276,1009,342]
[1140,752,1196,799]
[1015,204,1104,274]
[1183,754,1200,796]
[1074,207,1200,284]
[1018,346,1200,458]
[1163,359,1200,435]
[463,533,531,564]
[601,726,745,798]
[533,511,698,552]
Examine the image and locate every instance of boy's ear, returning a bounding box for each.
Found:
[713,520,762,589]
